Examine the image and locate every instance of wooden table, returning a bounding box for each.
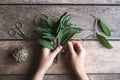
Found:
[0,0,120,80]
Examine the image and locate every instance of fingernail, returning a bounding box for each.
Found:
[58,45,62,49]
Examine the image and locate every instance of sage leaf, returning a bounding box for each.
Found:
[71,27,83,33]
[42,33,55,40]
[38,39,54,49]
[96,33,113,49]
[32,26,51,34]
[56,30,64,39]
[40,18,50,28]
[61,30,77,46]
[56,27,67,38]
[98,19,111,36]
[55,12,68,34]
[64,16,71,27]
[59,12,68,20]
[47,18,55,27]
[61,14,70,27]
[67,21,75,27]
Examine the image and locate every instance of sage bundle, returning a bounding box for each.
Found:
[32,12,83,63]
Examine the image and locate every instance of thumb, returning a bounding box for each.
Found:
[52,46,62,57]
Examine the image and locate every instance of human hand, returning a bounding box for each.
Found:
[39,46,62,72]
[66,41,89,80]
[33,46,62,80]
[67,41,86,71]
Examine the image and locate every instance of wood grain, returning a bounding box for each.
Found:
[0,75,31,80]
[0,0,120,4]
[0,41,120,74]
[0,74,120,80]
[0,5,120,40]
[0,4,120,80]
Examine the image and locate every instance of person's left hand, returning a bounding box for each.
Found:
[33,46,62,80]
[38,46,62,73]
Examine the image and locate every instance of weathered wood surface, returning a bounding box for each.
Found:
[0,0,120,4]
[0,41,120,74]
[0,3,120,80]
[44,75,120,80]
[0,75,120,80]
[0,75,32,80]
[0,5,120,40]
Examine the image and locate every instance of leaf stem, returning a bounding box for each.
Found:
[89,14,99,20]
[94,19,98,34]
[90,14,99,35]
[54,38,61,63]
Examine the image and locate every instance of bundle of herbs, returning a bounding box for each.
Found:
[32,12,83,63]
[32,12,113,63]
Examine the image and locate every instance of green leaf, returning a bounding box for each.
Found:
[43,36,55,40]
[32,26,51,34]
[71,27,83,33]
[40,18,50,28]
[98,19,111,36]
[67,21,75,27]
[56,27,68,38]
[61,14,70,27]
[61,30,78,46]
[96,33,113,49]
[42,33,55,40]
[56,14,70,34]
[47,18,55,27]
[59,12,68,20]
[56,30,64,39]
[64,15,71,26]
[38,39,54,49]
[55,12,68,35]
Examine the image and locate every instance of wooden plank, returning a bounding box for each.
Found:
[45,74,120,80]
[89,74,120,80]
[0,75,75,80]
[0,41,120,74]
[0,75,31,80]
[0,0,120,4]
[0,74,120,80]
[0,6,120,39]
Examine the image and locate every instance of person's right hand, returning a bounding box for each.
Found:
[66,41,89,80]
[67,41,86,71]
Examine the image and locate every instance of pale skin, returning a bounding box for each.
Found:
[33,40,89,80]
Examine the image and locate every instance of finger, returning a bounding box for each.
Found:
[72,41,84,52]
[68,41,76,56]
[71,41,85,55]
[72,41,84,50]
[61,49,65,53]
[42,47,50,55]
[61,46,67,53]
[61,47,69,58]
[52,46,62,57]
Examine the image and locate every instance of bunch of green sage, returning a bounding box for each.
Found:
[32,12,83,63]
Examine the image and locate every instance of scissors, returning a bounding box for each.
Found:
[8,22,29,39]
